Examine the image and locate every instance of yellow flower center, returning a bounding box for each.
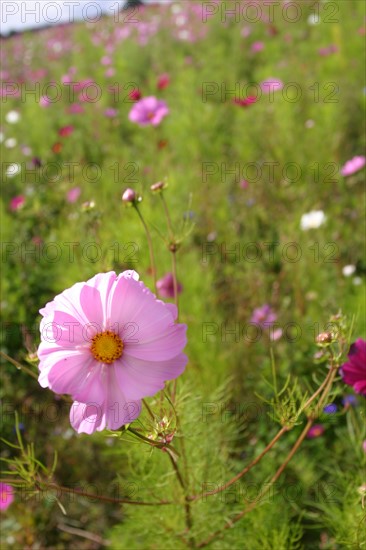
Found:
[90,331,124,364]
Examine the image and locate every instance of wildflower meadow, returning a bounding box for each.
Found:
[1,1,365,548]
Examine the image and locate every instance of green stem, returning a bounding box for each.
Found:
[134,204,158,293]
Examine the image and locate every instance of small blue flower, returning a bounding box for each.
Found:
[323,403,337,414]
[342,394,358,407]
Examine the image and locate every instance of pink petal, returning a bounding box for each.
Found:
[124,323,187,361]
[115,353,187,400]
[80,284,104,328]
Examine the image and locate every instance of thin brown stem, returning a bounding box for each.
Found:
[188,425,288,502]
[0,478,172,506]
[197,365,339,548]
[166,450,195,547]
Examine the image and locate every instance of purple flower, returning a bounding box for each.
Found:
[323,403,337,414]
[340,339,366,395]
[104,108,118,118]
[129,96,169,127]
[342,394,358,407]
[157,273,183,299]
[250,304,277,329]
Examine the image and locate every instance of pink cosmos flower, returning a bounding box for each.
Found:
[340,156,366,177]
[129,96,169,127]
[251,41,264,52]
[66,187,81,203]
[260,78,284,93]
[318,45,338,56]
[157,273,183,299]
[233,96,257,107]
[68,103,84,115]
[59,125,74,138]
[104,108,118,118]
[0,483,14,511]
[37,271,187,434]
[340,339,366,395]
[157,73,170,90]
[40,96,51,107]
[306,424,325,439]
[129,89,142,101]
[10,195,25,211]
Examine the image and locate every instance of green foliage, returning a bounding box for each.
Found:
[1,1,365,548]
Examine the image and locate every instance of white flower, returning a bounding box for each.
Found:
[6,163,21,177]
[308,13,320,25]
[342,265,356,277]
[353,277,362,286]
[4,138,17,148]
[300,210,326,230]
[5,110,20,124]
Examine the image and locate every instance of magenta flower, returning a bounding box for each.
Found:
[250,304,277,329]
[129,96,169,127]
[0,483,14,511]
[340,155,366,177]
[66,187,81,203]
[306,424,325,439]
[340,339,366,395]
[37,271,187,434]
[157,73,170,90]
[251,41,264,53]
[59,125,74,138]
[157,273,183,299]
[233,96,257,107]
[129,89,142,101]
[9,195,25,211]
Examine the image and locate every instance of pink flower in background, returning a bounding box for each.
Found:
[157,273,183,299]
[251,41,264,52]
[129,88,142,101]
[40,96,51,107]
[0,483,14,511]
[306,424,325,439]
[37,271,187,433]
[233,96,257,107]
[105,68,116,78]
[59,125,74,138]
[101,56,112,66]
[66,187,81,203]
[157,73,170,90]
[260,78,284,93]
[340,339,366,395]
[9,195,25,211]
[104,108,118,118]
[340,156,366,177]
[250,304,277,328]
[318,44,338,56]
[68,103,84,115]
[129,96,169,127]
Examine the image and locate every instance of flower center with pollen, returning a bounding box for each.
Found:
[91,331,123,364]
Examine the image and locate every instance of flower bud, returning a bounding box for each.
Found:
[150,180,167,193]
[316,332,332,344]
[122,188,137,203]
